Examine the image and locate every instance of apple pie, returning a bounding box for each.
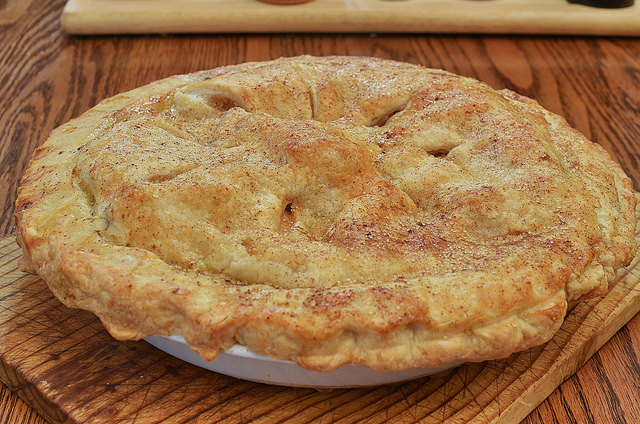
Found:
[15,56,638,371]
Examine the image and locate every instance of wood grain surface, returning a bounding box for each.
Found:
[2,0,640,423]
[61,0,640,36]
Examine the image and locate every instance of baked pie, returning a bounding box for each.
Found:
[15,56,638,371]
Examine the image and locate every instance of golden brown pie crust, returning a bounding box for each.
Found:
[15,56,638,371]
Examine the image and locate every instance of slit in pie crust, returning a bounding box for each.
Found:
[15,56,638,372]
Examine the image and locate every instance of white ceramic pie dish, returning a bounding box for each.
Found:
[145,335,462,388]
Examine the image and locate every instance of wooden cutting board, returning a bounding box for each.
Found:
[61,0,640,35]
[2,233,640,424]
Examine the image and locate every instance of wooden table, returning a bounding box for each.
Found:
[2,0,640,423]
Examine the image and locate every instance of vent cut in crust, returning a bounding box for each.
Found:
[15,56,638,372]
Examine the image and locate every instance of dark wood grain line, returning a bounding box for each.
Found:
[79,370,191,423]
[0,275,48,301]
[429,37,474,78]
[0,306,100,363]
[0,289,70,335]
[135,387,217,424]
[431,365,505,422]
[194,382,313,424]
[0,251,20,272]
[239,387,361,424]
[541,391,567,424]
[308,378,448,424]
[333,370,475,424]
[529,407,560,424]
[567,374,596,424]
[21,309,103,356]
[221,391,318,424]
[386,382,431,424]
[216,388,325,424]
[323,387,417,424]
[0,236,17,248]
[0,279,52,319]
[30,337,155,415]
[0,243,22,268]
[187,382,267,424]
[0,253,32,280]
[78,359,249,423]
[0,267,24,290]
[0,236,20,251]
[3,322,103,380]
[616,325,640,386]
[444,365,507,424]
[137,378,260,424]
[590,354,627,424]
[377,369,478,424]
[557,386,581,424]
[275,389,379,424]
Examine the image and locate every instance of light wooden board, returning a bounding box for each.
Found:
[61,0,640,35]
[1,234,640,423]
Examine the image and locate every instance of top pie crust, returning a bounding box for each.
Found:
[15,56,638,371]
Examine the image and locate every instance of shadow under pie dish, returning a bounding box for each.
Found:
[15,56,638,381]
